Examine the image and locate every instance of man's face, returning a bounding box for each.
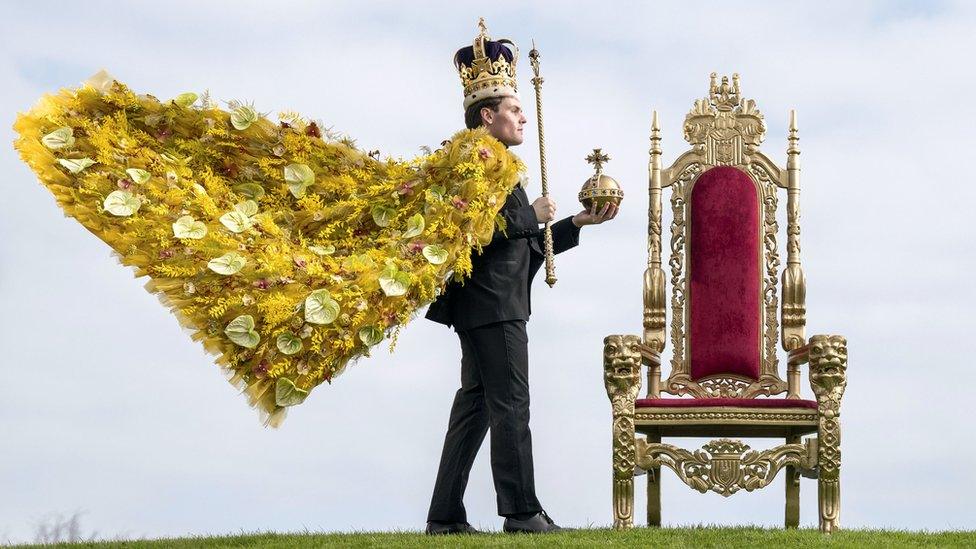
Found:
[483,96,526,146]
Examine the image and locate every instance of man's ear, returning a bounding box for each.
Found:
[480,106,494,126]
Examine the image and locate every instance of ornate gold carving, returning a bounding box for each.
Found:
[644,112,667,354]
[634,409,816,424]
[683,73,767,166]
[636,437,816,497]
[699,377,752,398]
[603,334,643,530]
[782,110,807,351]
[808,335,847,533]
[664,163,700,397]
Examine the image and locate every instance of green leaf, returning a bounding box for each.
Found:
[308,244,335,256]
[371,204,396,227]
[103,190,141,216]
[219,200,258,233]
[233,183,265,199]
[422,244,449,265]
[275,377,309,407]
[173,92,198,108]
[358,325,384,346]
[57,158,96,173]
[225,315,260,348]
[230,104,259,130]
[341,254,375,271]
[41,127,75,150]
[428,184,446,200]
[276,332,303,355]
[125,168,151,184]
[304,289,340,324]
[172,215,208,239]
[402,213,425,238]
[207,252,246,275]
[378,264,411,297]
[284,163,314,198]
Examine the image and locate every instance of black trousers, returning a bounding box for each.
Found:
[426,319,542,522]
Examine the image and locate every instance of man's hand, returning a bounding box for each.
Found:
[532,196,557,223]
[572,202,619,227]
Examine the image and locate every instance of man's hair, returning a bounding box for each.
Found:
[464,96,505,129]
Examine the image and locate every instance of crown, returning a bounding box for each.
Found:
[709,72,741,111]
[454,18,519,109]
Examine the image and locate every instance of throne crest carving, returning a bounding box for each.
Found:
[603,73,848,533]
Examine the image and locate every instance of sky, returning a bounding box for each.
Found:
[2,0,975,543]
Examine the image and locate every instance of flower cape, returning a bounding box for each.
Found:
[13,75,523,426]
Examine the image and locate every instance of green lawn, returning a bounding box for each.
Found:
[12,527,976,548]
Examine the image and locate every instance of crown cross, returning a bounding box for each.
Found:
[586,148,610,173]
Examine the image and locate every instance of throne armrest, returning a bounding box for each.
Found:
[787,334,849,408]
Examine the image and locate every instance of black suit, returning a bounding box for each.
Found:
[426,183,580,523]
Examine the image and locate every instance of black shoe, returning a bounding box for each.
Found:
[425,521,482,535]
[503,510,572,533]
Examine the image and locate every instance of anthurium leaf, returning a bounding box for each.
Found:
[422,244,449,265]
[341,254,375,271]
[428,184,446,200]
[304,289,340,324]
[219,201,257,233]
[230,105,258,130]
[41,127,75,150]
[402,213,425,238]
[358,325,384,346]
[275,377,308,407]
[379,264,411,296]
[276,332,303,355]
[172,215,208,239]
[284,163,314,198]
[371,204,396,227]
[58,157,96,173]
[233,183,265,199]
[225,315,260,348]
[125,168,151,184]
[103,190,141,216]
[207,252,246,275]
[173,92,198,108]
[308,244,335,256]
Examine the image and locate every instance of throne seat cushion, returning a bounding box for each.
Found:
[689,166,761,380]
[635,397,818,409]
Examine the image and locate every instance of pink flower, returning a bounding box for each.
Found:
[397,180,420,196]
[452,196,468,210]
[252,278,270,290]
[408,240,426,254]
[158,249,174,259]
[478,147,492,160]
[253,360,269,379]
[293,257,307,269]
[117,178,133,190]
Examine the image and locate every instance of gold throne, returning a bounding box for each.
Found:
[603,73,848,533]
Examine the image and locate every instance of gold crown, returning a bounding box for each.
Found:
[455,18,518,109]
[709,72,741,111]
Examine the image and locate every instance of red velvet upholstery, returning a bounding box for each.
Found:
[635,398,818,410]
[689,166,761,380]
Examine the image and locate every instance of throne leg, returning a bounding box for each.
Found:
[603,334,642,530]
[784,434,800,528]
[647,434,662,527]
[808,334,848,533]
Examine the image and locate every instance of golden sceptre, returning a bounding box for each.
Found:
[528,40,557,287]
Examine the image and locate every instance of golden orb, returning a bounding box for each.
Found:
[578,148,624,210]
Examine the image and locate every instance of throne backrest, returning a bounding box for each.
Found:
[642,73,807,399]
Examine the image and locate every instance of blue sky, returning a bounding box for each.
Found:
[1,0,974,543]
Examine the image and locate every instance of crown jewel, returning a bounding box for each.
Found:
[454,18,519,109]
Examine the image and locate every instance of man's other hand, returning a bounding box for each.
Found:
[572,202,619,227]
[532,196,557,223]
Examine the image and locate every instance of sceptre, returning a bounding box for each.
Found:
[528,40,557,287]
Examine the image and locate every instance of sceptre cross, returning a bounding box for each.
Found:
[586,148,610,174]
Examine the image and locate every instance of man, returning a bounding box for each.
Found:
[424,21,618,535]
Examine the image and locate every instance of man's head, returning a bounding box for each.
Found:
[465,95,526,146]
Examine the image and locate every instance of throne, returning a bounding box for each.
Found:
[603,74,848,533]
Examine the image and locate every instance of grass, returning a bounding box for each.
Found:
[10,527,976,548]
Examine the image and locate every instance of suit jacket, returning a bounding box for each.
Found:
[425,183,581,331]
